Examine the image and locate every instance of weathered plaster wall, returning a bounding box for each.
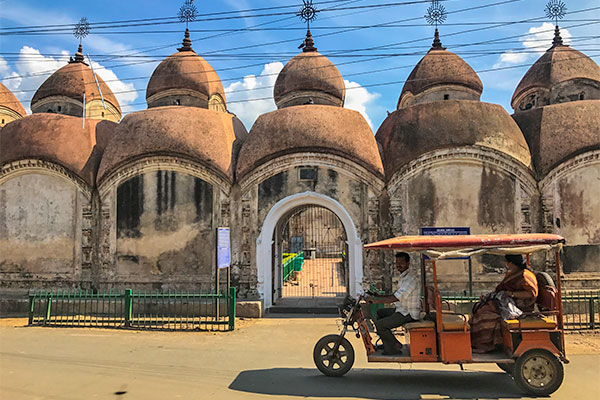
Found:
[541,152,600,274]
[386,148,538,292]
[102,170,217,290]
[0,173,82,287]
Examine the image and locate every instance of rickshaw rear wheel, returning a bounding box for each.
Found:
[496,362,514,375]
[514,349,564,396]
[313,334,355,377]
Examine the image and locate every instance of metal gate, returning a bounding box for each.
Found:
[277,205,348,300]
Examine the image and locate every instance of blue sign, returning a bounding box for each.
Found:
[420,227,471,259]
[420,227,470,236]
[217,227,231,269]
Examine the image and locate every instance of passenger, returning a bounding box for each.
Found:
[470,254,538,353]
[365,252,420,355]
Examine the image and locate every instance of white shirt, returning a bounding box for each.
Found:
[393,268,421,319]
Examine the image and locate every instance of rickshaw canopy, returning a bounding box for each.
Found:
[363,233,565,260]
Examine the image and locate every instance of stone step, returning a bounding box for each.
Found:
[267,306,339,315]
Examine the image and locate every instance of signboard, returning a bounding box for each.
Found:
[420,227,470,236]
[420,227,471,260]
[217,227,231,269]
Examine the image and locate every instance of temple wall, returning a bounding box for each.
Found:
[0,173,83,288]
[97,168,225,291]
[386,147,538,293]
[232,153,384,298]
[541,151,600,275]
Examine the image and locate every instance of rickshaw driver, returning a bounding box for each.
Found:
[365,252,420,355]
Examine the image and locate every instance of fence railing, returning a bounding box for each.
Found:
[28,287,236,331]
[282,252,304,282]
[441,290,600,330]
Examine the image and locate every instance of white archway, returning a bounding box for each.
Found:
[256,191,364,309]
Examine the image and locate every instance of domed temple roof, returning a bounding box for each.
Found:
[237,105,383,178]
[376,100,532,178]
[512,27,600,109]
[0,82,26,118]
[146,29,226,109]
[0,113,117,185]
[98,106,247,182]
[31,45,121,115]
[273,30,345,108]
[512,100,600,177]
[398,30,483,107]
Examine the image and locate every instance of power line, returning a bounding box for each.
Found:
[0,1,444,35]
[5,15,597,94]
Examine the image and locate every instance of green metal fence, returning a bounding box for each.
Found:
[440,290,600,330]
[282,252,304,282]
[28,287,236,331]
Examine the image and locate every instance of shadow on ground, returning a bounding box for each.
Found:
[229,367,530,400]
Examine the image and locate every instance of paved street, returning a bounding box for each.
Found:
[1,317,599,400]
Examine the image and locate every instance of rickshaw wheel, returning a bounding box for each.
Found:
[496,362,514,375]
[514,349,564,396]
[313,334,355,377]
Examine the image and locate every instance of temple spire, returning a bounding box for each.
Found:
[425,1,447,50]
[69,43,87,64]
[71,17,89,64]
[300,29,317,52]
[178,28,194,52]
[552,25,564,47]
[431,28,445,50]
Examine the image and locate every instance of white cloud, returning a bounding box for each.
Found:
[343,80,380,129]
[224,62,283,128]
[494,23,571,68]
[89,61,138,108]
[0,46,138,114]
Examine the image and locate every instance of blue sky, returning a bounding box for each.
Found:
[1,0,599,130]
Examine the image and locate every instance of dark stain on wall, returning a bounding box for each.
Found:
[408,174,435,227]
[558,180,585,232]
[259,171,287,202]
[350,181,364,208]
[478,168,515,231]
[117,175,143,238]
[156,171,177,215]
[325,169,339,200]
[194,178,213,223]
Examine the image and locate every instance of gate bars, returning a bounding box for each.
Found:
[442,290,599,330]
[28,287,236,331]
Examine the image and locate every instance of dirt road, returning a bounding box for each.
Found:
[1,317,598,400]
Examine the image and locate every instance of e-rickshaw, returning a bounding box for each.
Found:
[313,234,568,396]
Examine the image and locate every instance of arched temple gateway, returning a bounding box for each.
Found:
[1,22,598,314]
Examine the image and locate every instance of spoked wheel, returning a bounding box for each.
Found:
[313,334,355,377]
[496,362,514,375]
[514,350,564,396]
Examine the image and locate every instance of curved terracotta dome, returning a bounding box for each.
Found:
[274,31,345,108]
[512,41,600,109]
[0,82,26,118]
[0,113,117,185]
[513,100,600,177]
[98,106,247,182]
[376,100,531,178]
[236,105,383,178]
[146,30,226,109]
[31,46,121,114]
[398,31,483,107]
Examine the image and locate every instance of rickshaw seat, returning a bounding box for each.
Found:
[504,315,557,330]
[404,313,467,331]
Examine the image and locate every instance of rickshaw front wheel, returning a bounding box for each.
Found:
[514,349,564,396]
[313,334,355,377]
